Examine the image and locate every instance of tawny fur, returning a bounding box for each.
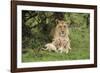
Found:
[52,20,71,53]
[44,43,58,52]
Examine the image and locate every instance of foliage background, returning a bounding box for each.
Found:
[22,10,90,62]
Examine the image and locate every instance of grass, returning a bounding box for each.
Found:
[22,27,90,62]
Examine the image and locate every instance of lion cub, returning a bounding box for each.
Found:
[44,43,58,52]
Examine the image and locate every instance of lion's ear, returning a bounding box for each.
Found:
[55,19,58,24]
[55,19,60,24]
[66,20,71,26]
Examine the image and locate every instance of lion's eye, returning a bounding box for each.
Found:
[59,26,61,28]
[64,25,66,28]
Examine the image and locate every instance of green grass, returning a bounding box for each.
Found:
[22,28,90,62]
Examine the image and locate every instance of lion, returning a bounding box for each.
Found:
[44,43,58,52]
[52,20,71,53]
